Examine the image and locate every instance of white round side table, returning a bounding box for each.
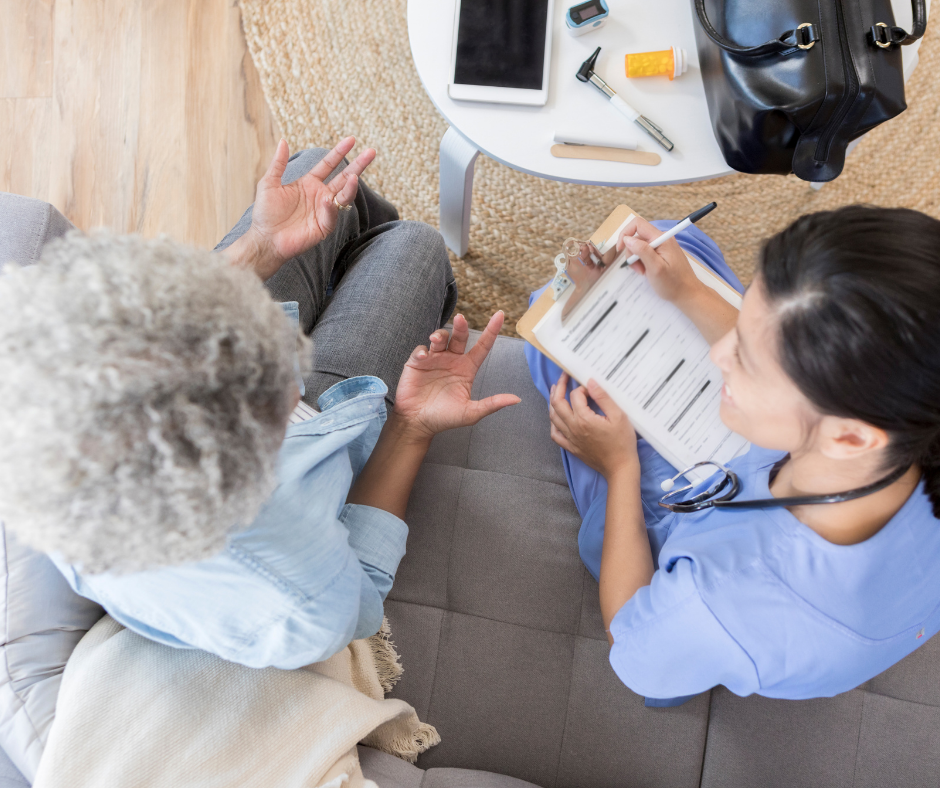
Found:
[407,0,926,255]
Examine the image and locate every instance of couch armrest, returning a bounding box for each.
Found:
[0,194,74,268]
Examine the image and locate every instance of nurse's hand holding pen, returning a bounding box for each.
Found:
[616,216,739,345]
[549,373,654,644]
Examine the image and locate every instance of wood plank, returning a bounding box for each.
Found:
[185,0,241,246]
[46,0,278,246]
[224,11,280,240]
[49,0,143,231]
[135,0,187,237]
[183,0,279,247]
[0,97,54,200]
[0,0,54,98]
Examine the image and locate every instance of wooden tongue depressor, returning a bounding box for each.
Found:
[550,143,661,166]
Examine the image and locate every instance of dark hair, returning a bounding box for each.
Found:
[759,205,940,517]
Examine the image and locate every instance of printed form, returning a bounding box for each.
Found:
[534,255,749,484]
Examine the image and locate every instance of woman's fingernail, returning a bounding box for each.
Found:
[417,351,427,359]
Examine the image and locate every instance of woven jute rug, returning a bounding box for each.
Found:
[240,0,939,334]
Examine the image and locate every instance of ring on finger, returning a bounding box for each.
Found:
[333,195,352,212]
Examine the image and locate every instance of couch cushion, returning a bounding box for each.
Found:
[700,677,940,788]
[387,334,712,788]
[853,692,940,788]
[0,194,73,268]
[358,746,543,788]
[358,745,424,788]
[0,526,104,782]
[699,687,866,788]
[0,747,28,788]
[860,624,940,706]
[422,767,542,788]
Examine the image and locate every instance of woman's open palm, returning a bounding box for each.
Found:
[394,312,521,439]
[248,137,376,277]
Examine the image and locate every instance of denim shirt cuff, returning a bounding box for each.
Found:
[317,376,388,412]
[339,503,409,579]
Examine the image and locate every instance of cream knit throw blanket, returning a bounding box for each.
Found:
[33,616,439,788]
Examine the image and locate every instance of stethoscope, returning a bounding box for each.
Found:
[658,459,911,514]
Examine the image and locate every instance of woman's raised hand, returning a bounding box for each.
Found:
[393,312,521,441]
[231,138,376,280]
[616,215,702,306]
[549,373,639,480]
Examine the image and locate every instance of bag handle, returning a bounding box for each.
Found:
[868,0,928,47]
[693,0,820,56]
[694,0,928,56]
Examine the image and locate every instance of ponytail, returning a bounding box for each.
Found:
[760,206,940,517]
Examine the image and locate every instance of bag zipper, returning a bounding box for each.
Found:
[816,0,861,161]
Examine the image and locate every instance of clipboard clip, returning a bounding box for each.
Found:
[552,236,620,325]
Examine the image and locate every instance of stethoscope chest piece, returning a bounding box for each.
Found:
[659,461,740,513]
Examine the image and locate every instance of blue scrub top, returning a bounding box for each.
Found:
[526,221,940,701]
[610,443,940,700]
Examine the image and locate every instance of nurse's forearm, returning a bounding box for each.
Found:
[599,465,654,646]
[674,282,739,346]
[346,412,432,520]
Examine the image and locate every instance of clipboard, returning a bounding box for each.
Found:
[516,205,633,369]
[515,204,742,372]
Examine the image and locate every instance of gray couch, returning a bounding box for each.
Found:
[2,193,939,788]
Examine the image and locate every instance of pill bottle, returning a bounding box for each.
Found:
[625,46,688,80]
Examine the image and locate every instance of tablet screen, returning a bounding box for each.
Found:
[453,0,549,90]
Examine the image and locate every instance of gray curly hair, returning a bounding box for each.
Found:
[0,231,310,574]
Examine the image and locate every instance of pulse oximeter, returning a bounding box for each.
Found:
[565,0,609,37]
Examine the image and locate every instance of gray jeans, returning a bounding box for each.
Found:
[216,149,457,407]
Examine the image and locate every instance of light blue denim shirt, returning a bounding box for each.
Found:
[53,304,408,669]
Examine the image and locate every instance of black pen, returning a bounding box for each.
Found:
[619,202,718,268]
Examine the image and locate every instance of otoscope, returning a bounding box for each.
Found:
[576,46,675,153]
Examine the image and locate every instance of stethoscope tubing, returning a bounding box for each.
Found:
[659,460,911,513]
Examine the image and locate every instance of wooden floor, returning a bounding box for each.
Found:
[0,0,280,249]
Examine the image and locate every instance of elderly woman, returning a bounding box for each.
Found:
[0,139,518,668]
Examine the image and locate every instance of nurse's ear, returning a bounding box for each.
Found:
[816,415,890,461]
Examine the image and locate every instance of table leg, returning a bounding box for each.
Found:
[439,126,480,257]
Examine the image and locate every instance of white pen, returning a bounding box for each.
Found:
[576,47,675,153]
[618,202,717,268]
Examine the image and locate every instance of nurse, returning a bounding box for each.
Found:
[526,205,940,704]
